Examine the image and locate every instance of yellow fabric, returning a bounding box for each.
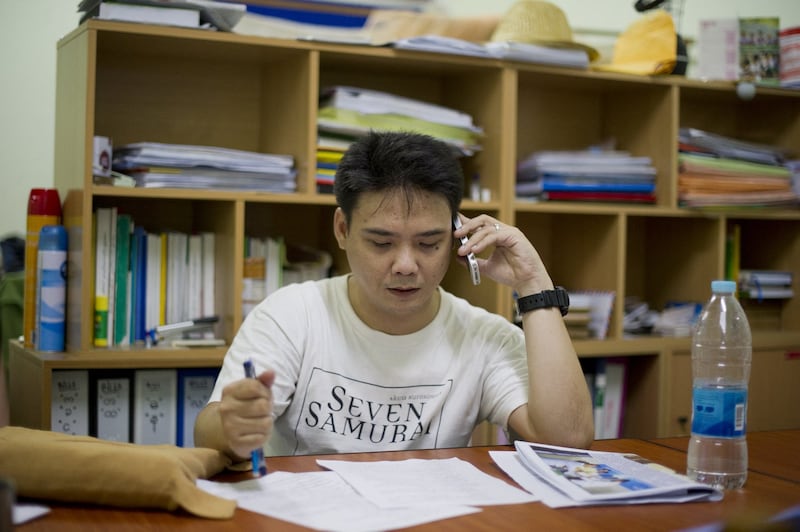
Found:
[594,10,676,75]
[0,426,236,519]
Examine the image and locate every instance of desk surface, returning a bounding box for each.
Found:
[652,429,800,485]
[18,431,800,531]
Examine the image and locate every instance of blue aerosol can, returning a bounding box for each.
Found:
[35,225,68,351]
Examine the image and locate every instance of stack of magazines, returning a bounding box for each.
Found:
[490,441,723,508]
[678,128,797,208]
[112,142,297,192]
[516,149,657,204]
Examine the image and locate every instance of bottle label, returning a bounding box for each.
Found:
[691,386,747,438]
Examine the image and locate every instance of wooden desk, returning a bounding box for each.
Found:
[652,429,800,485]
[17,434,800,531]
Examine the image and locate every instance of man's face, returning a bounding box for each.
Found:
[334,189,453,335]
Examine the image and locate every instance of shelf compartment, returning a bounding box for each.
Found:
[730,217,800,331]
[317,51,508,205]
[625,214,721,315]
[514,69,675,208]
[515,211,621,338]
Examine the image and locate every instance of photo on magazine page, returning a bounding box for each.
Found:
[527,445,653,496]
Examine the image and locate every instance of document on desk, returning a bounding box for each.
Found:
[197,471,479,532]
[317,457,538,508]
[490,443,724,508]
[197,456,536,531]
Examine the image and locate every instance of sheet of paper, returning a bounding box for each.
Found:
[197,471,478,532]
[13,503,50,525]
[317,456,538,508]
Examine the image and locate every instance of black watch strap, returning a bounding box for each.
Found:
[517,287,570,317]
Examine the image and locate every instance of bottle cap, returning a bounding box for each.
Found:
[38,225,67,251]
[28,188,62,217]
[711,280,736,294]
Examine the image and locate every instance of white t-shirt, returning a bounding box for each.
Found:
[209,275,529,456]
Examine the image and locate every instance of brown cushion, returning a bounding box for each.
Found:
[0,426,236,519]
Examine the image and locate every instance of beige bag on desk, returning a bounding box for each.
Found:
[0,426,236,519]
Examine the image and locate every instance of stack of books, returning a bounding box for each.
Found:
[78,0,247,31]
[112,142,297,193]
[515,149,657,204]
[566,291,615,340]
[678,128,797,208]
[563,300,592,339]
[315,86,483,192]
[738,269,794,301]
[92,208,217,348]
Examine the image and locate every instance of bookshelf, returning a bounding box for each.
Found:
[10,19,800,441]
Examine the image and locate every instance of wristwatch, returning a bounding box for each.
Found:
[516,287,570,317]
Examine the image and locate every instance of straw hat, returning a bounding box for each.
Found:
[490,0,599,61]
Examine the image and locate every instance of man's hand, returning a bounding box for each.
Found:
[218,369,276,460]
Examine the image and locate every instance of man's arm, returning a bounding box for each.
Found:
[510,302,594,448]
[454,214,594,448]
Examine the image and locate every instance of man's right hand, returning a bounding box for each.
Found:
[218,369,276,460]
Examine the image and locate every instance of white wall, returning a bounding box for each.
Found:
[0,2,78,240]
[1,1,798,237]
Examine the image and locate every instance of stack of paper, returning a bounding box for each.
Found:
[112,142,297,192]
[678,128,797,208]
[516,149,657,204]
[491,441,723,508]
[317,85,484,160]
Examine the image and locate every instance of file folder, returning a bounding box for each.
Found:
[51,370,90,436]
[133,369,177,445]
[176,367,219,447]
[90,369,133,442]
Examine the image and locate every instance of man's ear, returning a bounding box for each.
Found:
[333,207,348,250]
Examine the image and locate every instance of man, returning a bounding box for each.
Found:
[195,131,593,461]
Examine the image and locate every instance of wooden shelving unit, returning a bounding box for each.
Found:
[10,20,800,440]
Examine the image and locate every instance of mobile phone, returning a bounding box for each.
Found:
[453,216,481,285]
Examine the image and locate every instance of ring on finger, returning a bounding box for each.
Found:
[493,223,501,232]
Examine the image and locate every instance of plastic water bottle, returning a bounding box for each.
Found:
[686,280,751,489]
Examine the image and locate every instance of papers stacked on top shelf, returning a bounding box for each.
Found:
[516,149,657,204]
[314,85,483,192]
[491,441,723,508]
[317,86,484,157]
[112,142,297,192]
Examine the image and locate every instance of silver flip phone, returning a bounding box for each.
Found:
[453,216,481,285]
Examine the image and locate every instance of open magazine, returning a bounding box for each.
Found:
[490,441,723,508]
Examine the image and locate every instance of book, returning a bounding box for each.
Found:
[176,367,218,447]
[93,208,116,347]
[113,214,133,346]
[598,359,627,440]
[492,441,723,507]
[86,0,202,28]
[130,226,148,344]
[201,232,216,318]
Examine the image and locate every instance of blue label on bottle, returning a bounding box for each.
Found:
[691,386,747,438]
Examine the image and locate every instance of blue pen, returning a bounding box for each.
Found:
[243,358,268,477]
